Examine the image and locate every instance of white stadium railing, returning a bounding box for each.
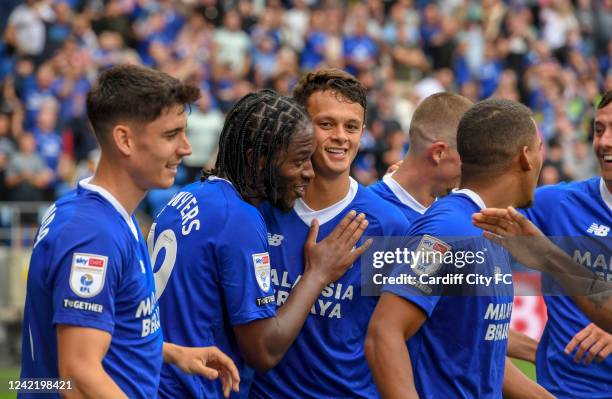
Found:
[0,202,52,364]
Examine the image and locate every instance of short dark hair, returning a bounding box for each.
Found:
[203,90,310,202]
[293,68,367,118]
[86,64,200,144]
[457,99,536,178]
[597,90,612,110]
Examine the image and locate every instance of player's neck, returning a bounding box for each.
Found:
[460,176,520,209]
[89,156,147,215]
[303,172,350,210]
[392,158,436,208]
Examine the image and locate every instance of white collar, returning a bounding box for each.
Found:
[208,175,231,184]
[599,178,612,213]
[383,173,429,214]
[294,177,359,226]
[79,177,139,241]
[453,188,487,210]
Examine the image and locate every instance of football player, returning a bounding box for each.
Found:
[20,64,240,399]
[152,90,371,398]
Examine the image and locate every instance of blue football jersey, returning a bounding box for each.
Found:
[250,178,411,399]
[369,174,427,223]
[523,177,612,399]
[152,178,276,399]
[20,179,163,399]
[383,189,513,399]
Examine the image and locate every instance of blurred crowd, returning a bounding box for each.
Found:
[0,0,610,217]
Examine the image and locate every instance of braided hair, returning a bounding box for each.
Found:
[203,90,310,203]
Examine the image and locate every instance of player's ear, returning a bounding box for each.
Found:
[519,145,533,171]
[428,142,447,165]
[112,124,133,156]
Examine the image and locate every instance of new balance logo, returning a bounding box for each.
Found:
[267,233,284,246]
[587,223,610,237]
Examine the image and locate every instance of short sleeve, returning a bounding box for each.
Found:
[50,226,122,334]
[382,267,442,318]
[218,209,276,325]
[380,234,449,317]
[385,289,442,318]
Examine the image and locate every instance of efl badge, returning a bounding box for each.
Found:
[69,253,108,298]
[252,252,271,292]
[412,235,451,276]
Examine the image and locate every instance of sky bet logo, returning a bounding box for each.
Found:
[75,256,104,267]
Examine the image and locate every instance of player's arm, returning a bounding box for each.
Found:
[234,211,372,372]
[365,293,426,399]
[473,207,612,333]
[162,343,240,398]
[507,329,538,364]
[502,358,554,399]
[57,325,127,399]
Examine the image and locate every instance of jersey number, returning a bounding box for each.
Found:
[147,223,177,299]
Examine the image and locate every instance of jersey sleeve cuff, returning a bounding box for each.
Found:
[53,313,115,335]
[229,308,276,326]
[382,286,435,317]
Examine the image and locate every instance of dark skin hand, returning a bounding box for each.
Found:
[473,206,612,334]
[234,210,372,372]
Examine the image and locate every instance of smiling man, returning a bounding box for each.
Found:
[249,69,410,398]
[151,90,371,398]
[19,64,240,399]
[508,90,612,398]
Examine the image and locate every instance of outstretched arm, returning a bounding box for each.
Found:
[473,207,612,333]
